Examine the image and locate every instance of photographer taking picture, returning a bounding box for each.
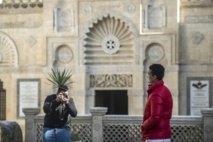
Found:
[42,84,77,142]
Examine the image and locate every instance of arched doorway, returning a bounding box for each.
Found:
[95,90,128,115]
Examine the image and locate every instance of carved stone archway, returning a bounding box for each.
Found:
[0,32,18,66]
[82,10,139,65]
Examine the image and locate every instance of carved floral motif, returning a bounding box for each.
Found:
[90,74,133,87]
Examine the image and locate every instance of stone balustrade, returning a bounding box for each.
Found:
[23,107,213,142]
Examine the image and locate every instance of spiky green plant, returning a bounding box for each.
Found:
[47,68,73,88]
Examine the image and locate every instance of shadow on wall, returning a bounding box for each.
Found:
[0,121,22,142]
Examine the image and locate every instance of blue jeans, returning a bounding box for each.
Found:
[42,127,71,142]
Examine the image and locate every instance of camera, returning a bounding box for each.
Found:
[62,93,68,98]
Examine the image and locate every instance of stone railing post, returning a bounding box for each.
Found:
[201,108,213,142]
[23,108,40,142]
[90,107,108,142]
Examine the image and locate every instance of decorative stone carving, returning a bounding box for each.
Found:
[55,8,75,32]
[0,0,43,9]
[125,3,136,14]
[191,32,204,44]
[47,37,77,67]
[90,74,133,88]
[81,10,139,65]
[102,35,120,54]
[26,36,37,47]
[56,45,73,63]
[147,44,164,61]
[83,13,136,65]
[83,5,92,13]
[0,32,18,66]
[205,126,213,133]
[94,123,100,131]
[146,5,166,29]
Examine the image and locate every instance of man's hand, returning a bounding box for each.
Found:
[56,92,63,102]
[56,92,69,104]
[62,94,69,104]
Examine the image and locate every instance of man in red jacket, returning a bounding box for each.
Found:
[141,64,173,142]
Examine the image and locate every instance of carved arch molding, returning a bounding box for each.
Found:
[83,11,139,65]
[0,32,18,66]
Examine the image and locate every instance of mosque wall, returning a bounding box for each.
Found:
[0,0,212,138]
[179,1,213,115]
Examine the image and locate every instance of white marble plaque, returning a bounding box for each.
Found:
[18,79,40,117]
[190,80,209,115]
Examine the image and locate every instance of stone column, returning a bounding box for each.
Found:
[90,107,108,142]
[201,108,213,142]
[23,108,40,142]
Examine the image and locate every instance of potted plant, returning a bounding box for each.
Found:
[47,68,74,88]
[72,133,82,142]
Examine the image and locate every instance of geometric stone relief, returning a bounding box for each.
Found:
[102,35,120,55]
[146,43,164,62]
[26,36,37,47]
[191,32,204,45]
[145,5,166,29]
[93,116,100,131]
[54,8,77,34]
[0,32,18,66]
[124,3,136,14]
[55,45,73,63]
[0,0,43,9]
[83,14,135,65]
[90,74,133,88]
[83,5,93,14]
[205,126,213,133]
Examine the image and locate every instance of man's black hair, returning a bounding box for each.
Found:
[149,64,165,80]
[57,84,68,93]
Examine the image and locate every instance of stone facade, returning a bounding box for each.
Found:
[0,0,213,138]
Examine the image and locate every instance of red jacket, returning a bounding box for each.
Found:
[141,80,173,141]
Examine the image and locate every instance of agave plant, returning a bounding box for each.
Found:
[47,68,73,88]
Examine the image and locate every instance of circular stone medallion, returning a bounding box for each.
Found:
[148,44,164,61]
[102,35,120,54]
[57,47,73,63]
